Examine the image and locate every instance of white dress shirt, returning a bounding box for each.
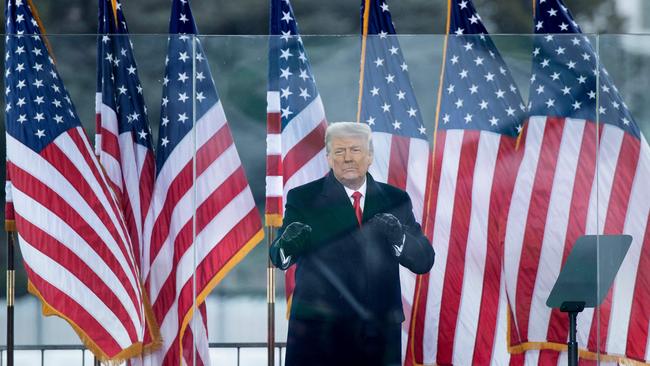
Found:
[343,179,367,211]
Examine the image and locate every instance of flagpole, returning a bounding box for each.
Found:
[267,227,276,366]
[6,231,15,366]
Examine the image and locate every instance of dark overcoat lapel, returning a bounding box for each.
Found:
[319,172,359,234]
[361,174,383,223]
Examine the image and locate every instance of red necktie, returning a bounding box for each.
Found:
[352,191,363,226]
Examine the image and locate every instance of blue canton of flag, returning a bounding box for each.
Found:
[438,0,524,136]
[530,0,640,139]
[5,2,82,152]
[155,0,218,169]
[97,0,153,153]
[271,0,320,128]
[360,0,426,139]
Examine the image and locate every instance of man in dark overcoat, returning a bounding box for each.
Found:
[270,122,435,366]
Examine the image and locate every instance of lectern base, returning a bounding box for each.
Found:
[547,236,633,366]
[561,301,585,366]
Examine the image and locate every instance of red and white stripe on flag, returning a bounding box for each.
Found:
[265,91,329,227]
[406,129,521,366]
[265,91,284,226]
[180,303,211,366]
[6,128,148,361]
[95,92,155,272]
[142,101,263,365]
[504,118,650,365]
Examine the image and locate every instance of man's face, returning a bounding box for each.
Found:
[327,135,373,189]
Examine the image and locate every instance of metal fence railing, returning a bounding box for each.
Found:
[0,342,288,366]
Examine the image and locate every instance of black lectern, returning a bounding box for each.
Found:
[546,234,632,366]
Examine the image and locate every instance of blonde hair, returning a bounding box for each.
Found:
[324,122,373,154]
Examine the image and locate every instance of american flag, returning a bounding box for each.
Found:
[266,0,329,304]
[406,0,526,365]
[4,0,148,362]
[504,0,650,364]
[96,0,155,277]
[357,0,431,361]
[141,0,263,364]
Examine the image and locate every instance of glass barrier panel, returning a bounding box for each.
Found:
[3,32,650,366]
[597,33,650,366]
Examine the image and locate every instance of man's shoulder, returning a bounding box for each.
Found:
[374,179,409,201]
[287,175,327,198]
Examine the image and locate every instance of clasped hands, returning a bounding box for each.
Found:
[277,213,404,256]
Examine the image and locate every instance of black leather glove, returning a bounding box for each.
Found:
[369,213,404,246]
[277,222,312,256]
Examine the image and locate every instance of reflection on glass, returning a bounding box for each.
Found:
[1,5,649,366]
